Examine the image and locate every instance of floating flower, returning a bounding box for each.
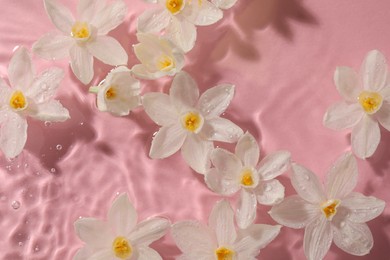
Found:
[33,0,128,84]
[323,50,390,159]
[131,33,185,79]
[137,0,223,52]
[142,71,243,174]
[89,66,141,116]
[269,152,385,260]
[205,132,290,229]
[172,199,281,260]
[74,193,170,260]
[0,47,70,159]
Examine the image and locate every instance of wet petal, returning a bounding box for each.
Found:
[210,148,241,175]
[32,33,73,60]
[255,179,285,206]
[137,8,170,33]
[197,84,234,119]
[91,0,127,35]
[0,114,27,159]
[323,102,363,130]
[203,117,243,143]
[181,134,213,174]
[361,50,388,92]
[351,114,380,159]
[44,0,74,33]
[87,36,128,66]
[149,124,187,159]
[8,47,34,91]
[303,216,333,260]
[69,44,94,84]
[170,71,199,110]
[236,189,257,229]
[257,151,290,180]
[27,67,64,103]
[77,0,105,22]
[334,66,360,102]
[333,221,373,256]
[291,163,326,204]
[165,18,197,53]
[342,192,385,223]
[209,200,237,246]
[132,64,165,80]
[31,100,70,122]
[235,132,259,168]
[269,195,319,229]
[143,92,178,126]
[211,0,238,9]
[129,217,170,246]
[108,193,137,237]
[137,246,163,260]
[185,0,223,26]
[74,218,112,250]
[325,152,357,199]
[375,101,390,131]
[204,167,240,195]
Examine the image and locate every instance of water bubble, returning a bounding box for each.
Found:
[44,121,52,127]
[265,185,272,192]
[56,144,63,150]
[11,200,20,210]
[34,246,40,252]
[50,168,56,173]
[79,122,84,126]
[18,242,23,247]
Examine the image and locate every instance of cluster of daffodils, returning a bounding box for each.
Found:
[0,0,387,260]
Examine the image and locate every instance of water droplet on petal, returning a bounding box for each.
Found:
[44,121,52,127]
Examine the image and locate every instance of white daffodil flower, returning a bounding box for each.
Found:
[205,132,290,229]
[33,0,128,84]
[89,66,141,116]
[172,199,281,260]
[0,47,69,159]
[74,193,170,260]
[137,0,223,52]
[132,33,185,80]
[269,152,385,260]
[211,0,238,9]
[142,71,243,174]
[323,50,390,159]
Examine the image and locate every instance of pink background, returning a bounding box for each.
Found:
[0,0,389,259]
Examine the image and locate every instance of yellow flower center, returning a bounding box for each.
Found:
[358,91,383,114]
[71,21,90,40]
[166,0,184,14]
[215,247,235,260]
[321,199,340,220]
[240,169,254,186]
[157,55,174,71]
[9,90,27,110]
[112,236,132,259]
[105,86,117,100]
[182,112,203,133]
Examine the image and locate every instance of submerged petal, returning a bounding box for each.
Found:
[333,221,373,256]
[303,216,333,260]
[108,193,137,237]
[351,114,380,159]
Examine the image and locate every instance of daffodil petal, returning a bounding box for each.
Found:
[165,18,197,53]
[143,93,178,126]
[209,200,237,246]
[74,218,112,250]
[150,124,187,159]
[137,8,170,33]
[291,163,326,204]
[172,221,216,255]
[255,179,285,205]
[91,0,128,35]
[44,0,74,33]
[31,100,70,122]
[32,33,73,60]
[325,152,357,199]
[361,49,388,92]
[176,253,213,260]
[235,224,281,255]
[129,217,170,246]
[181,135,213,174]
[211,0,238,9]
[0,79,10,104]
[107,193,137,237]
[236,189,257,229]
[132,64,164,79]
[170,71,199,110]
[303,216,333,260]
[73,247,92,260]
[235,132,259,168]
[333,221,373,256]
[77,0,105,22]
[203,117,243,143]
[334,66,360,102]
[376,101,390,131]
[323,102,363,130]
[269,195,320,229]
[351,114,380,159]
[0,114,27,159]
[88,249,114,260]
[258,151,290,180]
[342,192,385,223]
[27,67,64,103]
[210,148,241,174]
[204,167,240,195]
[185,0,223,26]
[69,44,94,84]
[198,84,235,119]
[8,47,34,91]
[137,246,163,260]
[87,36,128,66]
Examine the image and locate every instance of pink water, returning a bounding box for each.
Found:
[0,0,389,259]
